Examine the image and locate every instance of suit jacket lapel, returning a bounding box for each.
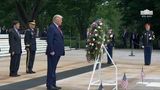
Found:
[53,23,64,38]
[13,28,21,39]
[57,28,64,39]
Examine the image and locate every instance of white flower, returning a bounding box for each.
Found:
[103,39,105,41]
[153,35,155,38]
[94,29,97,32]
[91,43,94,46]
[93,38,95,41]
[86,45,88,47]
[98,26,101,29]
[95,47,98,50]
[89,43,92,45]
[97,42,101,44]
[95,34,98,36]
[99,22,103,26]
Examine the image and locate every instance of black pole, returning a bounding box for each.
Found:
[129,39,135,56]
[69,30,72,50]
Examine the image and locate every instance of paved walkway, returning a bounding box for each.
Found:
[0,49,160,90]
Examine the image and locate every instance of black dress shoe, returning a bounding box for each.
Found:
[47,86,58,90]
[55,86,62,89]
[26,71,36,74]
[145,64,150,66]
[10,74,20,77]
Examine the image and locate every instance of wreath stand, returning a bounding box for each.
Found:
[87,44,118,90]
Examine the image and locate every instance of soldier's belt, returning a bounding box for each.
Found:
[25,44,30,47]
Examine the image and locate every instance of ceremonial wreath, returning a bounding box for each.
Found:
[86,19,107,62]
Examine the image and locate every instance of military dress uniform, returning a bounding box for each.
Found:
[24,28,37,73]
[106,31,115,64]
[142,30,155,65]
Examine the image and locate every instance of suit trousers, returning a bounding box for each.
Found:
[26,49,36,71]
[144,46,152,65]
[10,54,21,75]
[107,46,113,64]
[46,54,60,87]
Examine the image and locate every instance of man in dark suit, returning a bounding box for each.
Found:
[46,15,65,90]
[122,29,129,48]
[24,20,37,74]
[142,23,155,65]
[130,31,136,48]
[8,20,22,77]
[106,28,115,64]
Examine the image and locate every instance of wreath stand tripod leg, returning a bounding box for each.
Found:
[88,56,101,90]
[88,44,118,90]
[102,44,118,90]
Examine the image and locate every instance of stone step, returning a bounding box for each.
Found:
[0,47,70,57]
[0,36,70,57]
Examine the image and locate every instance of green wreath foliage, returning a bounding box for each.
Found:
[86,19,106,62]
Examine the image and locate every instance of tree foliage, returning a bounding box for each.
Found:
[90,0,122,36]
[2,0,160,43]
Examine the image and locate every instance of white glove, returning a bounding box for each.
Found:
[50,51,55,56]
[141,46,144,48]
[149,37,152,40]
[12,52,15,55]
[110,35,113,38]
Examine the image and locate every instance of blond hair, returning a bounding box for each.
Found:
[52,14,63,22]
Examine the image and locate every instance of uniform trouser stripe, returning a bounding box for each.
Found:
[26,49,30,71]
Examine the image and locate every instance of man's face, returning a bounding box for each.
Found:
[29,23,36,29]
[145,24,150,31]
[56,17,62,26]
[15,23,20,29]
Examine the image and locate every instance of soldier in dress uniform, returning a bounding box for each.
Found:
[24,20,37,74]
[106,28,115,64]
[8,20,22,77]
[141,23,155,65]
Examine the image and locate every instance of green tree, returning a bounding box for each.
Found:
[15,0,47,28]
[89,0,122,47]
[0,0,15,27]
[118,0,160,48]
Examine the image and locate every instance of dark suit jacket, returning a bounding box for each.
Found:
[24,29,37,51]
[8,28,22,54]
[46,23,65,56]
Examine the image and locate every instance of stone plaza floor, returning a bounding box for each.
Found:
[0,49,160,90]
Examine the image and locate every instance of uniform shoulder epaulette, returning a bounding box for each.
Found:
[26,29,31,31]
